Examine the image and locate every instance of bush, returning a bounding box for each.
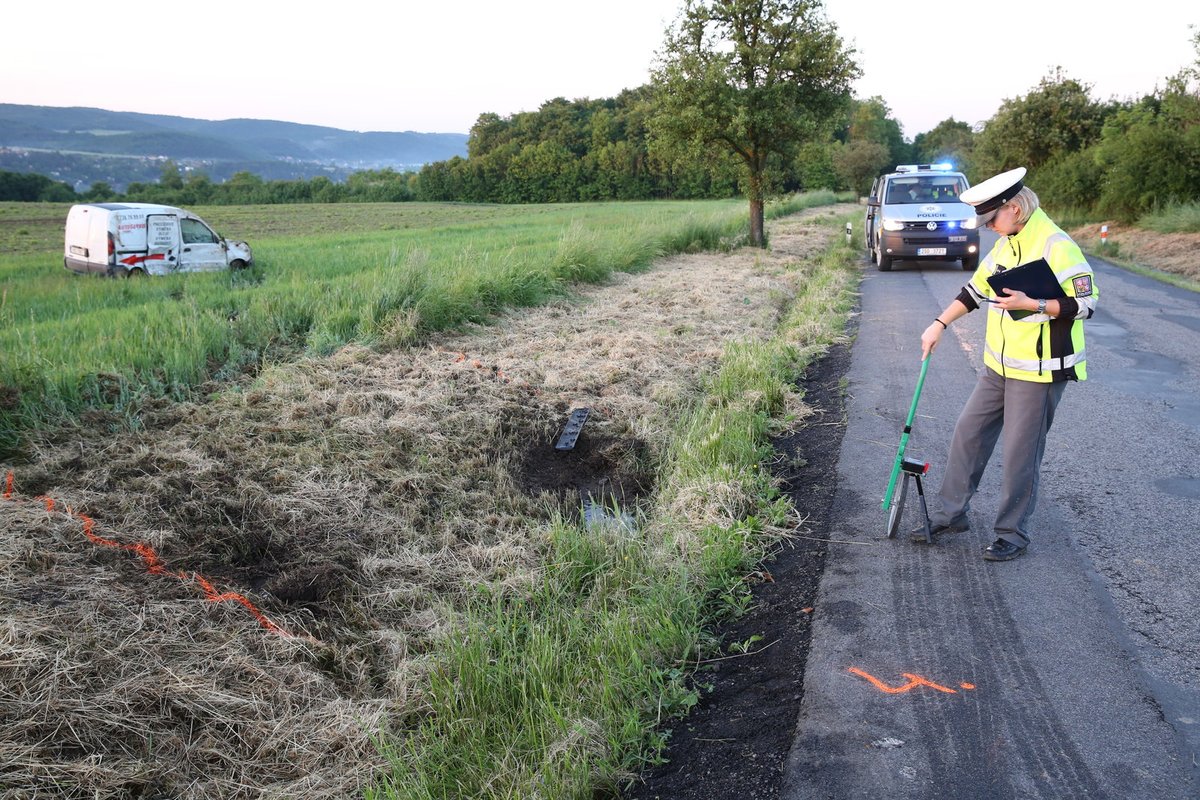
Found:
[1094,91,1200,221]
[1032,147,1105,210]
[0,170,77,202]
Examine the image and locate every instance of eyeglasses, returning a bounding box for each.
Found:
[984,203,1018,228]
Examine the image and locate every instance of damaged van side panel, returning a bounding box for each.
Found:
[64,203,254,276]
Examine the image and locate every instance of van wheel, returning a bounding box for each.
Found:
[126,267,146,279]
[230,259,247,271]
[876,243,893,272]
[962,254,979,271]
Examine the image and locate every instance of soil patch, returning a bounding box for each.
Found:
[514,426,653,513]
[625,337,854,799]
[1067,221,1200,282]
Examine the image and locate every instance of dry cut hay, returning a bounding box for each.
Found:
[0,500,393,800]
[1067,221,1200,281]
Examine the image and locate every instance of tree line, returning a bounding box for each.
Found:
[3,18,1197,225]
[805,29,1200,224]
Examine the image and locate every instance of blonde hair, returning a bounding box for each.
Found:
[1010,186,1040,224]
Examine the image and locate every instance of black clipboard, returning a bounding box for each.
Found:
[986,258,1065,319]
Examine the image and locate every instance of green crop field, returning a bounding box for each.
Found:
[0,195,836,455]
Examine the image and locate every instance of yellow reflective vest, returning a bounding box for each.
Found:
[961,208,1098,383]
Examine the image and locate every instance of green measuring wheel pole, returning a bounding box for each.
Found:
[882,355,931,512]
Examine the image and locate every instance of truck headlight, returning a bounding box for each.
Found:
[882,219,905,231]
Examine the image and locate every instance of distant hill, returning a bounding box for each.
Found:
[0,104,469,191]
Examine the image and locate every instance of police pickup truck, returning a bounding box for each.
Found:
[865,164,979,272]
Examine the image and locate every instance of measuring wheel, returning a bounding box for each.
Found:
[885,471,909,538]
[885,457,933,540]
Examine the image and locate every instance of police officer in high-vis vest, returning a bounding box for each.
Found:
[917,167,1098,561]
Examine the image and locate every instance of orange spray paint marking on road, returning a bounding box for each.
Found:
[848,667,974,695]
[3,470,292,637]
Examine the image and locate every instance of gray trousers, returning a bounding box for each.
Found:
[932,368,1067,546]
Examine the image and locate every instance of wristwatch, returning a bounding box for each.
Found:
[1037,298,1047,315]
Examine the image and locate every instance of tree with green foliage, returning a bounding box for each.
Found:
[794,140,841,191]
[159,160,185,190]
[418,87,739,204]
[972,68,1113,178]
[1028,147,1105,213]
[651,0,859,246]
[912,118,974,170]
[1094,73,1200,219]
[0,170,76,202]
[83,181,116,201]
[847,96,909,166]
[833,139,890,197]
[181,172,217,205]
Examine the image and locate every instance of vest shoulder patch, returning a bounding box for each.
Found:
[1072,275,1093,297]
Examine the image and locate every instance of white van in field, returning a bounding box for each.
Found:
[64,203,254,276]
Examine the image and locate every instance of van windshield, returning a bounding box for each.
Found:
[181,218,219,244]
[886,176,967,204]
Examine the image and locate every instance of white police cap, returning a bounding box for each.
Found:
[961,167,1026,227]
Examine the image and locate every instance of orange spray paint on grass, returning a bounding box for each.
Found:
[4,470,291,637]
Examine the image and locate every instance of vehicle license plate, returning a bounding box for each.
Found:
[949,235,967,243]
[918,247,947,256]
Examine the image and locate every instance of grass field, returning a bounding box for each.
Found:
[1,196,839,456]
[1,196,862,798]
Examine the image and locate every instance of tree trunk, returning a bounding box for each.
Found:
[748,170,765,248]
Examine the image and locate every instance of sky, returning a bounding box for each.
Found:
[2,0,1195,141]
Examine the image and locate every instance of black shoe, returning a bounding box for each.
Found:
[983,539,1026,561]
[910,522,969,543]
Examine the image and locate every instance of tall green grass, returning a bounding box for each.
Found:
[368,215,860,799]
[1048,200,1200,235]
[1138,201,1200,233]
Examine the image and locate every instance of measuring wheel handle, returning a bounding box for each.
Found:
[881,357,932,513]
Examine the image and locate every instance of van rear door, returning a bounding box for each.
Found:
[143,214,180,273]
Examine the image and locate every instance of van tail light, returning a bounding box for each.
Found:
[108,232,115,258]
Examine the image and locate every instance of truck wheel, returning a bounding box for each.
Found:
[962,254,979,271]
[230,259,247,271]
[126,267,146,279]
[876,243,893,272]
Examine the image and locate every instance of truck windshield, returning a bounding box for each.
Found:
[886,177,966,204]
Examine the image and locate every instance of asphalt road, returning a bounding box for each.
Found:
[781,237,1199,799]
